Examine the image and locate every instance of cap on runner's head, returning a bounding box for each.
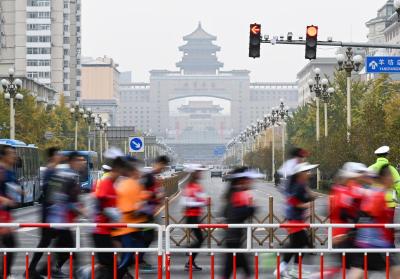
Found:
[102,164,112,171]
[104,147,124,159]
[292,162,319,175]
[183,163,208,173]
[374,146,390,156]
[338,162,369,179]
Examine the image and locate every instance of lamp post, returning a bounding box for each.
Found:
[321,87,335,137]
[275,99,289,163]
[85,108,96,151]
[268,109,280,181]
[308,68,333,142]
[1,68,23,139]
[95,115,106,162]
[70,101,85,150]
[336,49,363,141]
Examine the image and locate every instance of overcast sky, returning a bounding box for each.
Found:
[82,0,387,83]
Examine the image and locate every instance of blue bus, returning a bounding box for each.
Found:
[60,151,99,192]
[0,139,41,205]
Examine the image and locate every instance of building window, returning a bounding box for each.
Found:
[27,71,51,79]
[27,0,50,7]
[27,48,51,54]
[63,37,69,44]
[63,60,69,68]
[27,36,51,43]
[64,49,69,55]
[27,12,51,19]
[64,84,69,91]
[27,60,51,66]
[27,24,51,31]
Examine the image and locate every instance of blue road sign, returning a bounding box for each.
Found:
[366,56,400,73]
[213,146,226,156]
[129,137,144,153]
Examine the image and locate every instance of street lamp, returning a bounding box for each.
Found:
[308,68,334,141]
[275,99,289,163]
[85,108,96,151]
[70,101,85,150]
[95,115,107,162]
[1,68,23,139]
[336,48,363,141]
[321,87,335,137]
[268,108,280,180]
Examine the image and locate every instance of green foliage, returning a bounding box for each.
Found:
[287,72,400,179]
[0,91,89,154]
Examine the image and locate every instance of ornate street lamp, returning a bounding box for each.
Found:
[336,49,363,141]
[1,68,23,139]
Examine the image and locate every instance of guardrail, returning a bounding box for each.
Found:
[164,195,329,248]
[165,223,397,279]
[0,223,162,279]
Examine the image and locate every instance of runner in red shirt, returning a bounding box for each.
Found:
[349,164,400,279]
[182,164,208,272]
[92,156,125,274]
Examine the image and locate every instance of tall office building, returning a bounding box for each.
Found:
[0,0,81,100]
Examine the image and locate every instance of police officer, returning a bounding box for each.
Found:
[369,146,400,208]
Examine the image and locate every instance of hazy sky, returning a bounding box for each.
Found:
[82,0,386,82]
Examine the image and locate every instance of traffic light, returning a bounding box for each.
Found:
[249,23,261,58]
[305,25,318,60]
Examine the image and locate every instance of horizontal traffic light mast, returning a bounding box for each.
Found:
[260,38,400,49]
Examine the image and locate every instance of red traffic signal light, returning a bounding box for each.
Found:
[249,23,261,58]
[306,25,318,37]
[305,25,318,60]
[251,24,261,35]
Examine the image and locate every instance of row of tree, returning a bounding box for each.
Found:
[0,90,91,153]
[286,72,400,185]
[227,72,400,189]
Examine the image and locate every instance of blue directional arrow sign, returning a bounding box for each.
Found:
[213,146,226,157]
[366,56,400,73]
[129,137,144,153]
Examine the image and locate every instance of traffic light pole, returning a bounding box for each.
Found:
[260,39,400,50]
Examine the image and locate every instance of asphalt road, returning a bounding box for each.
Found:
[4,172,390,278]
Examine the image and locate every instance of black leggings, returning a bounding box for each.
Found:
[283,230,312,264]
[223,240,251,278]
[93,233,114,268]
[186,216,204,262]
[29,228,74,271]
[2,233,17,276]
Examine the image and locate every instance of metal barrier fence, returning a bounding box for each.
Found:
[0,223,162,279]
[165,223,399,279]
[164,195,329,248]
